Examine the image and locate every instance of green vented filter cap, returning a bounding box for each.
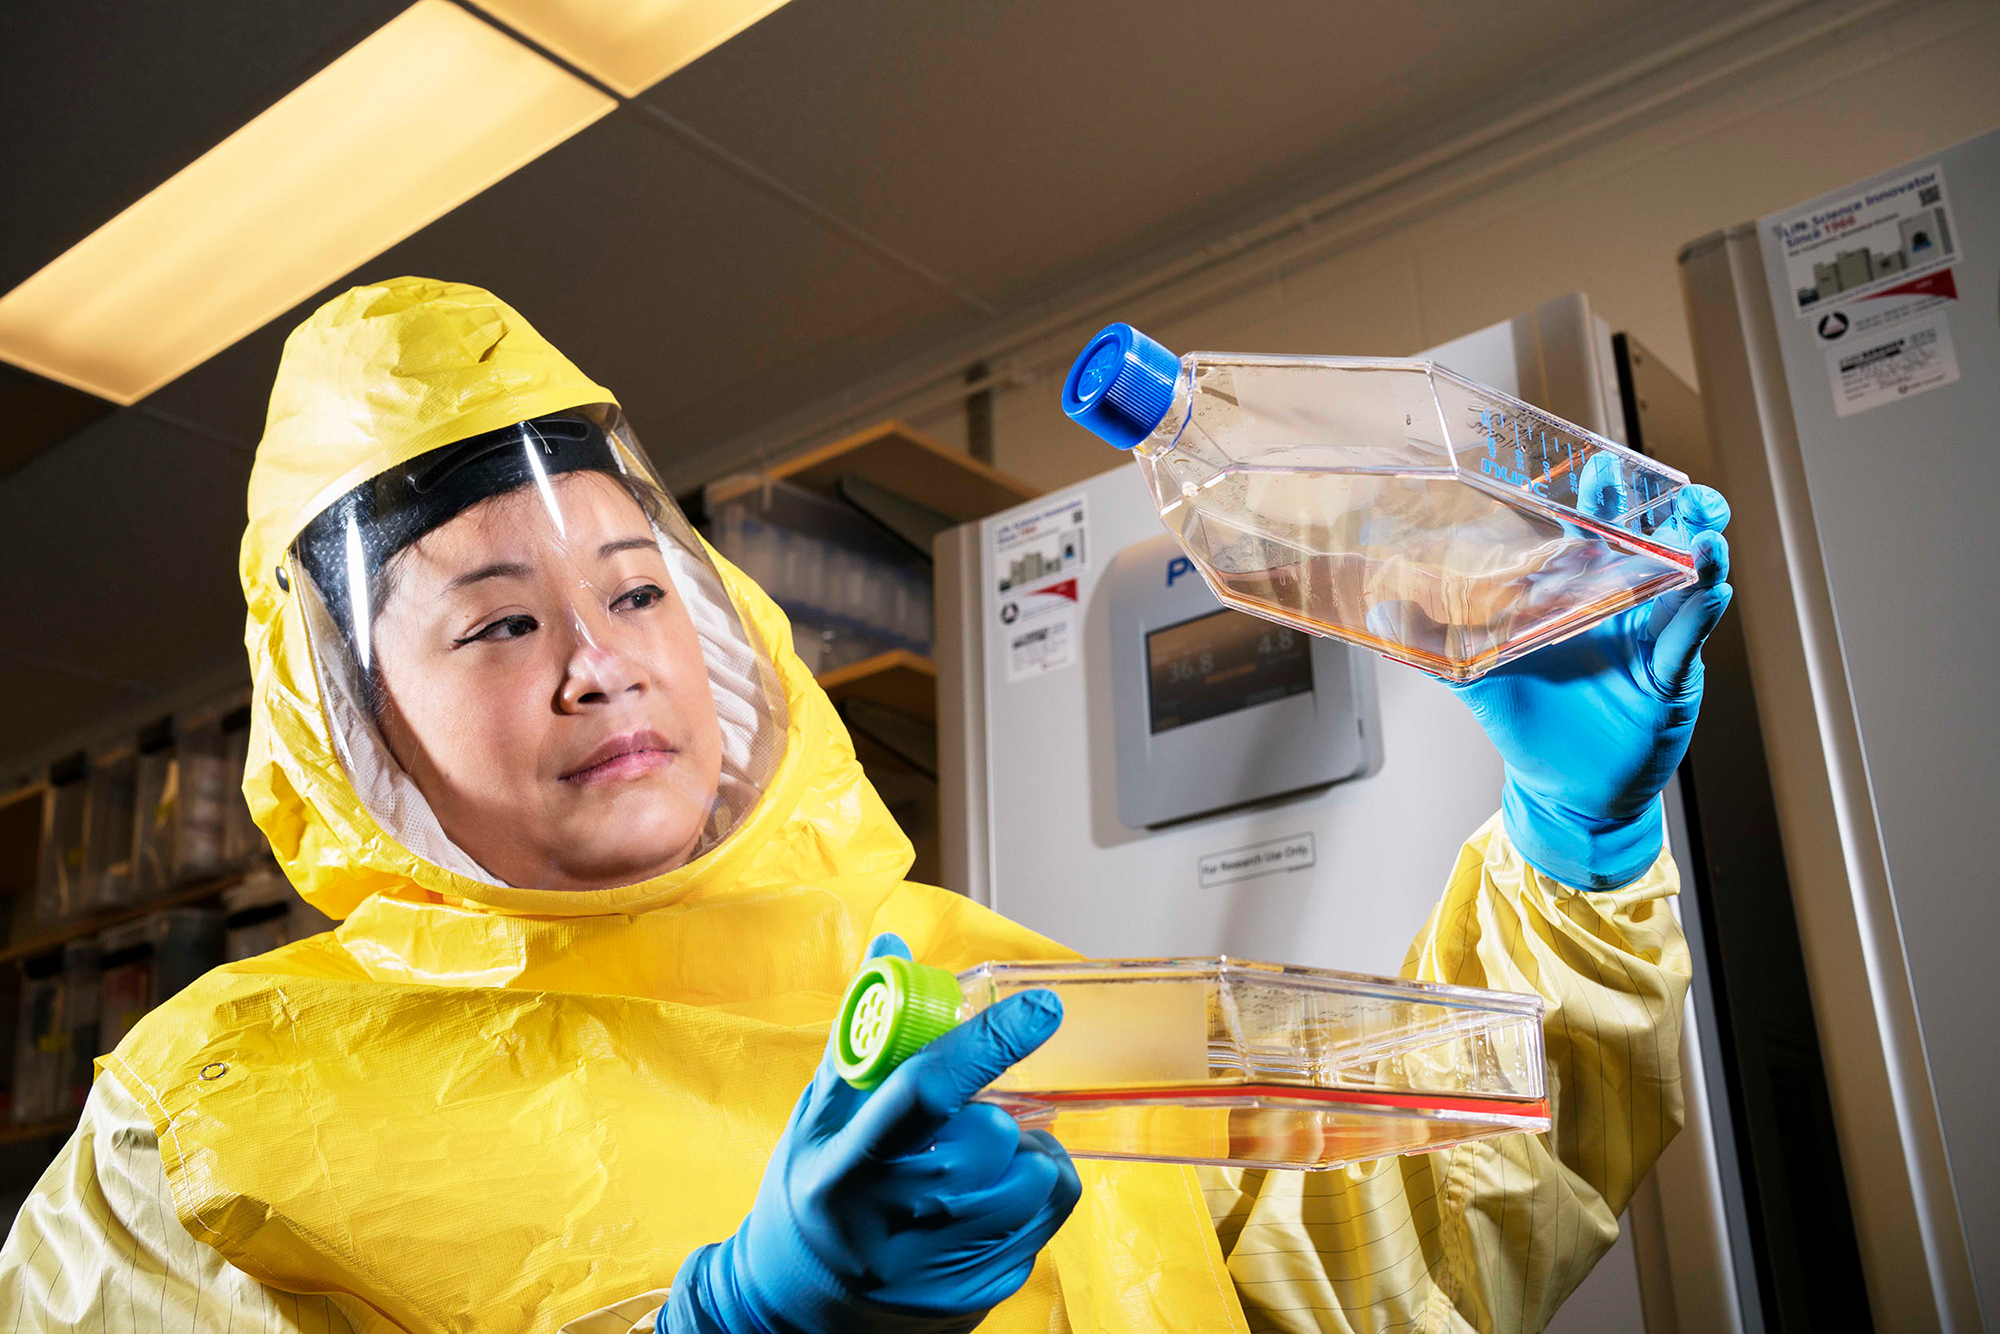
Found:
[835,956,964,1090]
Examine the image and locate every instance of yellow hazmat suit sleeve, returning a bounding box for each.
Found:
[1201,814,1690,1334]
[0,1079,672,1333]
[0,1070,362,1332]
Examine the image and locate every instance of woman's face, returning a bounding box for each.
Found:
[367,471,724,892]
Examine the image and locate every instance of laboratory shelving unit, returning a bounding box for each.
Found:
[0,778,255,1178]
[695,421,1039,886]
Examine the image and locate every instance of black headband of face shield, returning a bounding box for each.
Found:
[294,409,641,674]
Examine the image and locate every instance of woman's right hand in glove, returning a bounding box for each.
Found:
[661,933,1078,1334]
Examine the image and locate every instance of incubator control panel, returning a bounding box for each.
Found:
[1105,534,1379,828]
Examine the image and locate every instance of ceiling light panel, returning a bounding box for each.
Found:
[473,0,792,97]
[0,0,614,405]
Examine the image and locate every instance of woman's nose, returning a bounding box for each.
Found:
[556,612,645,711]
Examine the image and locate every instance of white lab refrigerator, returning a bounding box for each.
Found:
[1680,125,1999,1333]
[938,295,1758,1333]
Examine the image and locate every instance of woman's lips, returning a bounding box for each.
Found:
[560,729,676,786]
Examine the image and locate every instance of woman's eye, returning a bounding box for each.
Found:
[614,583,666,612]
[457,613,538,645]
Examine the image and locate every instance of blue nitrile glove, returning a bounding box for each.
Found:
[1449,480,1733,890]
[662,933,1079,1334]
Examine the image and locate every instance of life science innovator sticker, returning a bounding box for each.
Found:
[1826,308,1959,418]
[992,492,1090,682]
[1775,162,1958,318]
[1773,160,1966,417]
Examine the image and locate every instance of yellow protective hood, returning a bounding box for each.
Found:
[239,275,891,923]
[111,278,1249,1332]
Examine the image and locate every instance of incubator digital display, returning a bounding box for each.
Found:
[1145,609,1314,734]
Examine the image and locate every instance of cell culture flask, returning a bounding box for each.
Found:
[1062,323,1696,681]
[837,956,1548,1172]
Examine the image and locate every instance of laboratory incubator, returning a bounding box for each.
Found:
[937,294,1760,1332]
[1681,124,2000,1327]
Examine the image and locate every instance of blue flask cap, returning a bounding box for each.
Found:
[1062,323,1180,450]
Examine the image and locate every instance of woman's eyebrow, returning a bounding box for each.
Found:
[446,560,532,592]
[597,536,660,560]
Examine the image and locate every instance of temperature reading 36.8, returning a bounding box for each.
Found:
[1147,609,1314,734]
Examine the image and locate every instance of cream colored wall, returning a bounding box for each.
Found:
[914,0,2000,494]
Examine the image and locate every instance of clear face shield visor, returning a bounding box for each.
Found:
[289,405,785,892]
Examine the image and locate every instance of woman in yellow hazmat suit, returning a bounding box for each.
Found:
[1,278,1714,1334]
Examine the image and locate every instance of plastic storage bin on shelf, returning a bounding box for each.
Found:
[148,912,223,1008]
[35,758,89,925]
[150,906,225,1000]
[223,866,335,961]
[218,705,267,870]
[706,475,934,675]
[11,955,65,1123]
[173,709,236,882]
[837,956,1548,1171]
[57,941,102,1115]
[12,942,104,1123]
[1062,324,1696,682]
[82,744,140,911]
[167,697,265,883]
[96,921,154,1054]
[95,909,225,1054]
[0,971,18,1123]
[131,718,178,897]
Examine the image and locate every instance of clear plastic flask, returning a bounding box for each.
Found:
[1062,323,1696,681]
[837,956,1548,1171]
